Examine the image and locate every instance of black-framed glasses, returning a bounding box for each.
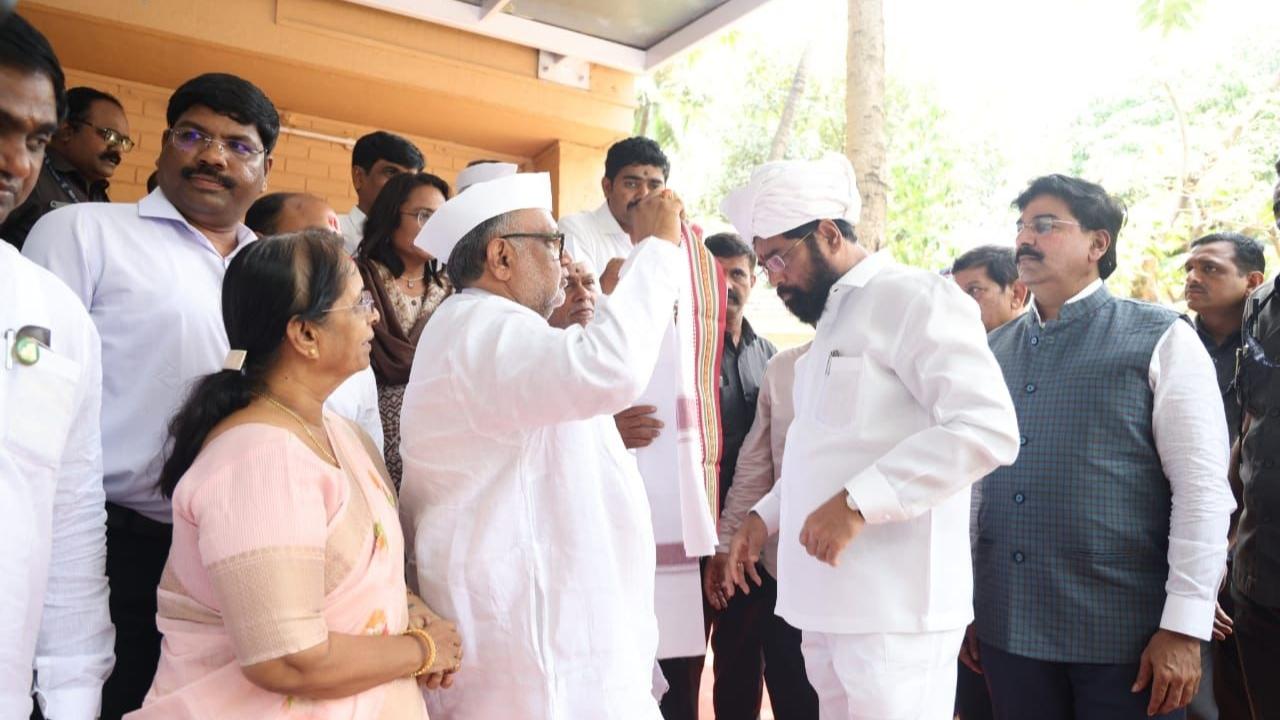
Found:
[71,121,134,152]
[167,127,264,163]
[401,208,436,228]
[1015,215,1081,236]
[501,232,566,260]
[757,232,811,278]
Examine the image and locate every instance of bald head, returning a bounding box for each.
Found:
[245,192,340,236]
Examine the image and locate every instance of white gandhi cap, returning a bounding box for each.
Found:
[414,172,553,261]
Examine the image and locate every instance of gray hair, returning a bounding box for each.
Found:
[446,211,521,289]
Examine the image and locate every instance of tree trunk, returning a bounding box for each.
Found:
[769,44,813,162]
[845,0,887,250]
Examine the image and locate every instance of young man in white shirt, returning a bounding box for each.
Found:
[337,131,423,255]
[0,14,114,719]
[23,71,279,719]
[558,136,669,278]
[560,136,725,720]
[723,154,1021,720]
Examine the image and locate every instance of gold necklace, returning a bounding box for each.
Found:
[258,392,339,466]
[400,273,426,290]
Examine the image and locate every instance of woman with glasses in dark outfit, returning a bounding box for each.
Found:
[355,172,453,489]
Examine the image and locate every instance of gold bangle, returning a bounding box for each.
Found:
[404,627,436,678]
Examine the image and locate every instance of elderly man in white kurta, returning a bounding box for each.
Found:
[723,154,1021,720]
[398,172,687,719]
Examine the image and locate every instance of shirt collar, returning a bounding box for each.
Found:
[1194,315,1242,354]
[459,286,544,320]
[138,188,257,254]
[726,317,759,350]
[1030,277,1103,326]
[47,149,110,195]
[348,204,367,226]
[592,201,628,238]
[832,249,890,291]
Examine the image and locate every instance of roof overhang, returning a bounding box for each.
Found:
[342,0,775,74]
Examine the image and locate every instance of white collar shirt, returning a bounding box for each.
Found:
[558,202,632,275]
[0,242,113,720]
[1030,277,1103,327]
[338,205,366,256]
[751,251,1021,634]
[22,189,256,522]
[326,367,384,454]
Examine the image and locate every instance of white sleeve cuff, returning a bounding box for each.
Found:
[844,466,908,524]
[37,685,104,720]
[750,492,782,536]
[1159,593,1216,642]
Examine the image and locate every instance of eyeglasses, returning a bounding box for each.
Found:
[757,232,811,277]
[501,232,566,260]
[71,121,134,152]
[1015,215,1081,237]
[401,208,436,228]
[166,127,265,163]
[321,290,376,317]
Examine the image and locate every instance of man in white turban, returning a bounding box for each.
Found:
[721,153,1021,719]
[398,172,686,719]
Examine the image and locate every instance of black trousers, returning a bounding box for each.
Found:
[1211,578,1251,720]
[980,640,1186,720]
[709,568,816,720]
[1231,583,1280,719]
[100,504,172,720]
[956,660,995,720]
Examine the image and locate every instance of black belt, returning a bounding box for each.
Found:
[105,502,173,539]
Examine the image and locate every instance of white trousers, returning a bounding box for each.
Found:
[801,628,965,720]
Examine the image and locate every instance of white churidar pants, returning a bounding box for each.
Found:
[801,628,965,720]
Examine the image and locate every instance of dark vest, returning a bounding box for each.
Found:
[1234,276,1280,607]
[975,285,1180,664]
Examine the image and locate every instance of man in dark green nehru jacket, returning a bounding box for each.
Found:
[967,174,1236,720]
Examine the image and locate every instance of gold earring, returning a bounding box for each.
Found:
[310,348,318,358]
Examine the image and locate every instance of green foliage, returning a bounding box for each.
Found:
[1064,39,1280,301]
[1137,0,1204,36]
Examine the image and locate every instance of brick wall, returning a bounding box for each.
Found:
[65,68,530,211]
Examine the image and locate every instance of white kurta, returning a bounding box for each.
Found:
[399,237,684,720]
[752,251,1021,633]
[0,242,113,720]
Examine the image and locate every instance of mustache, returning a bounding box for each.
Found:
[100,151,122,165]
[1015,245,1044,262]
[181,164,236,189]
[1186,283,1206,294]
[726,288,742,305]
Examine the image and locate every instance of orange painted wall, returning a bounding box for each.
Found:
[66,68,527,211]
[24,0,635,217]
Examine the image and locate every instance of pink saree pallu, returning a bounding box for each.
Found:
[636,223,726,659]
[127,415,426,720]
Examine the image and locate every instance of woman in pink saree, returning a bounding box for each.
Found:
[127,230,460,719]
